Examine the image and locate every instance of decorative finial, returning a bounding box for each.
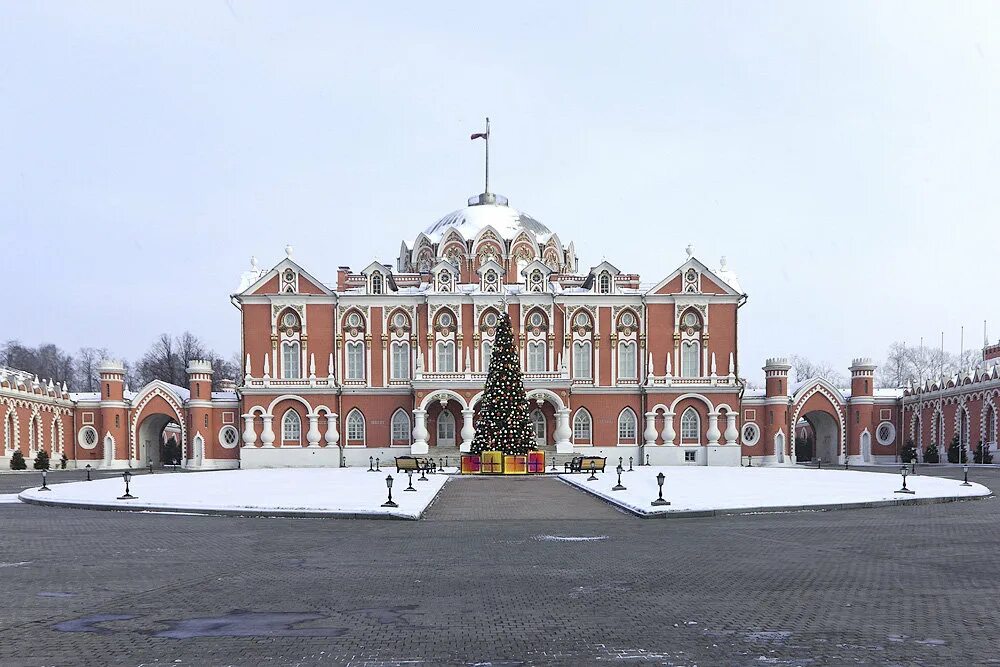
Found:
[720,255,727,269]
[285,245,293,259]
[250,255,259,270]
[685,244,694,258]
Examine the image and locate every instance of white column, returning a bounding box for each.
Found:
[460,408,475,453]
[324,413,340,447]
[661,411,676,445]
[411,408,429,454]
[241,414,257,447]
[643,412,657,447]
[306,413,321,447]
[724,412,738,446]
[260,415,275,448]
[706,411,721,445]
[555,408,573,454]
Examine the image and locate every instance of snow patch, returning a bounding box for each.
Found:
[535,535,608,542]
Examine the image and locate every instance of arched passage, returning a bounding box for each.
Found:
[790,382,846,464]
[137,412,183,466]
[801,411,839,463]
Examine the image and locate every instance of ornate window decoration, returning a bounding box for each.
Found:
[876,421,896,446]
[28,413,41,455]
[3,409,14,452]
[678,308,703,378]
[528,269,545,293]
[391,409,411,444]
[435,265,456,292]
[78,425,98,450]
[479,308,500,372]
[618,341,637,380]
[617,408,637,443]
[388,309,411,381]
[434,308,458,373]
[277,308,302,379]
[571,309,594,381]
[370,271,384,295]
[391,342,410,380]
[219,425,240,449]
[985,404,997,446]
[680,407,700,443]
[346,409,365,444]
[343,310,366,381]
[616,309,639,382]
[482,269,500,293]
[573,409,592,443]
[530,409,546,446]
[50,416,64,454]
[741,422,760,446]
[598,271,612,294]
[281,409,301,445]
[683,268,700,293]
[525,309,548,373]
[281,268,298,294]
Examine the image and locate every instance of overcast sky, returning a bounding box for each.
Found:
[2,1,997,381]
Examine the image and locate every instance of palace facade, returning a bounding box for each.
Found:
[2,190,997,469]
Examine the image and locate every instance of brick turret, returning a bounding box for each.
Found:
[763,357,791,398]
[849,358,876,398]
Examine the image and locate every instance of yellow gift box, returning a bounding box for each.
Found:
[480,451,503,474]
[504,455,527,474]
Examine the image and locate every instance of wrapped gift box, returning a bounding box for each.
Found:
[460,454,481,474]
[527,450,545,473]
[504,455,527,474]
[480,450,503,474]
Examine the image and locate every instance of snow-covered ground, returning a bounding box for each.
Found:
[18,468,449,519]
[560,466,991,517]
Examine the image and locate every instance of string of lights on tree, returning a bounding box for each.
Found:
[471,312,535,455]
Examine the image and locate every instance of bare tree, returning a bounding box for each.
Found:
[788,355,847,386]
[136,333,181,386]
[74,347,108,392]
[877,341,990,388]
[0,340,75,387]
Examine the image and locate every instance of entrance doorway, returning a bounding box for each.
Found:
[800,410,839,464]
[137,414,183,466]
[437,410,456,447]
[530,409,546,447]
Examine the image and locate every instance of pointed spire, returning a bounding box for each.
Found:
[309,353,316,376]
[61,381,67,393]
[728,352,735,378]
[263,355,270,378]
[464,347,471,372]
[245,354,252,375]
[328,353,335,377]
[711,353,717,375]
[665,353,672,377]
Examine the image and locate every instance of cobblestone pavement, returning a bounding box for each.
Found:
[0,467,998,665]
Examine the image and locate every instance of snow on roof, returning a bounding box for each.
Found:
[421,195,553,244]
[211,391,238,401]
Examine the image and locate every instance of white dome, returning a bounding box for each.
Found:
[421,193,552,244]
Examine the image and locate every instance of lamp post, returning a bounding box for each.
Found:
[960,464,972,487]
[368,456,375,472]
[612,465,626,491]
[118,471,138,500]
[910,460,916,475]
[550,456,557,472]
[587,461,598,481]
[651,472,670,506]
[645,454,650,466]
[894,465,914,494]
[418,465,428,482]
[817,459,822,470]
[747,455,752,467]
[38,469,51,492]
[381,474,398,508]
[619,456,623,470]
[438,458,444,473]
[628,456,634,472]
[85,464,92,481]
[844,458,849,470]
[148,460,153,475]
[404,470,417,491]
[375,457,381,472]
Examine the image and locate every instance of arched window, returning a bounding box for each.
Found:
[281,409,301,445]
[482,340,493,371]
[2,410,12,452]
[391,409,411,444]
[391,342,409,380]
[346,410,365,443]
[527,341,546,372]
[681,341,699,377]
[346,341,365,380]
[573,409,592,443]
[618,341,636,380]
[986,404,996,446]
[617,408,637,443]
[281,341,301,379]
[573,342,592,379]
[598,271,612,294]
[680,407,700,443]
[437,341,456,372]
[28,415,41,454]
[371,272,383,295]
[530,409,546,446]
[51,416,62,454]
[960,408,969,450]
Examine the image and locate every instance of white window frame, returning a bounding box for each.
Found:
[618,341,636,380]
[530,409,546,445]
[617,408,637,444]
[527,341,546,372]
[437,341,456,373]
[573,409,592,443]
[281,409,301,445]
[281,341,301,379]
[346,341,365,380]
[681,341,699,378]
[680,407,700,443]
[573,341,592,379]
[391,341,410,380]
[346,409,366,444]
[391,409,411,444]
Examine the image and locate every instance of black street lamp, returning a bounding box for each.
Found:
[38,470,51,492]
[894,465,914,495]
[817,459,822,470]
[910,460,916,475]
[612,465,626,491]
[747,455,753,467]
[418,465,429,482]
[618,456,623,470]
[587,461,598,481]
[438,458,444,473]
[651,472,670,506]
[404,470,417,491]
[118,471,138,500]
[381,474,398,508]
[368,456,375,472]
[961,464,972,487]
[550,456,557,472]
[85,464,92,481]
[645,454,650,467]
[844,458,849,470]
[375,457,381,472]
[628,456,634,472]
[148,460,154,475]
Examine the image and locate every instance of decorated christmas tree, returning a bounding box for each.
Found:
[471,312,535,455]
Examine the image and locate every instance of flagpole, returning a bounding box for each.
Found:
[484,116,490,195]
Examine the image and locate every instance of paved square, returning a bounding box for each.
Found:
[0,467,997,665]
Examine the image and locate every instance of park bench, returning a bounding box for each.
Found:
[395,456,435,474]
[566,456,606,474]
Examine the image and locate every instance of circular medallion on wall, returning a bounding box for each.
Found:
[78,426,99,450]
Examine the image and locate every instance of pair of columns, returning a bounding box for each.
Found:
[242,412,339,448]
[410,407,573,454]
[642,410,739,446]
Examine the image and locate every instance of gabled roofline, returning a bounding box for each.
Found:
[644,255,743,297]
[236,257,335,297]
